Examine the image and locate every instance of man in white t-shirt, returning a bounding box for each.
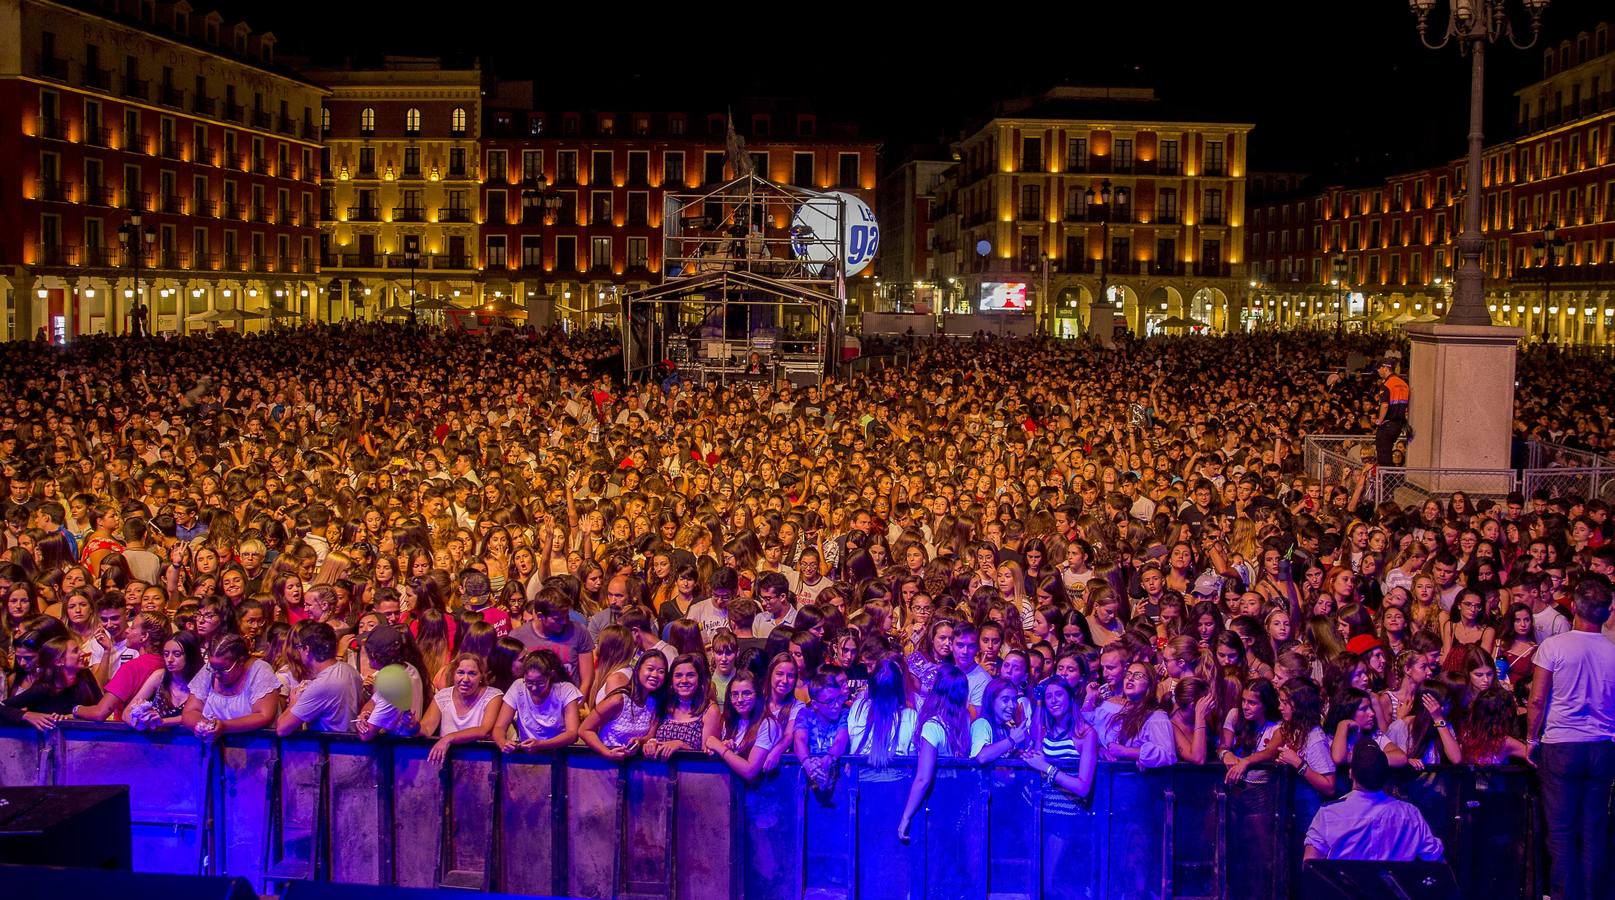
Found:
[275,622,362,735]
[949,625,990,709]
[1526,576,1615,900]
[751,572,797,640]
[1524,573,1571,644]
[686,568,739,643]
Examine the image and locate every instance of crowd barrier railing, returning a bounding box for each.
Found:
[0,722,1544,899]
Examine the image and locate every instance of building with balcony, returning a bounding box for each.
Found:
[306,57,482,320]
[477,88,879,325]
[874,157,954,312]
[1245,22,1615,345]
[931,86,1254,336]
[0,0,326,340]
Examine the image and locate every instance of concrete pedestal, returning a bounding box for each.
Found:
[1401,323,1522,496]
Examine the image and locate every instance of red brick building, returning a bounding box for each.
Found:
[1,0,326,339]
[1246,22,1615,344]
[478,89,879,324]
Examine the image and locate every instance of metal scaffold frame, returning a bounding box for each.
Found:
[621,173,849,386]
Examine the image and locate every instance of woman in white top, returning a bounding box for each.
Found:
[897,665,978,841]
[705,670,778,782]
[181,634,281,739]
[1099,662,1178,770]
[842,655,918,765]
[416,652,503,764]
[494,648,582,752]
[1238,676,1337,798]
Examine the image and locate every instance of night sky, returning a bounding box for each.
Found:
[222,0,1605,179]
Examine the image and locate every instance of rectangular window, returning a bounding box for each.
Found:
[749,151,767,177]
[403,147,420,176]
[485,236,507,268]
[556,236,577,271]
[1067,137,1088,171]
[1159,139,1178,173]
[793,152,815,187]
[523,150,543,183]
[663,151,684,187]
[1019,235,1041,270]
[449,147,467,176]
[359,147,375,176]
[1020,184,1041,220]
[837,153,860,188]
[486,191,507,224]
[703,151,725,185]
[591,236,612,269]
[1205,141,1225,175]
[557,151,578,183]
[486,150,508,183]
[1115,139,1134,171]
[521,236,542,269]
[628,236,648,270]
[591,150,612,185]
[1204,189,1224,224]
[627,192,648,226]
[1158,188,1179,222]
[591,191,612,225]
[1021,136,1042,172]
[627,151,648,185]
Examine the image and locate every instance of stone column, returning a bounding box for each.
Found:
[1402,323,1523,495]
[10,270,36,340]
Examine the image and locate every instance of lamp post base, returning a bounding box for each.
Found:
[1087,303,1118,348]
[1402,323,1522,475]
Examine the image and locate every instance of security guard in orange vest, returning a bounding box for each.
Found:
[1375,358,1409,466]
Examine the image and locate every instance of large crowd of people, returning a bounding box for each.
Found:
[0,323,1612,897]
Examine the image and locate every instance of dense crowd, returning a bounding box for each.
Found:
[0,324,1612,898]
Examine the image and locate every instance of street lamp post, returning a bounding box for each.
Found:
[1084,178,1129,336]
[117,212,156,337]
[1039,252,1050,335]
[521,175,563,322]
[1331,254,1348,333]
[1533,222,1564,342]
[405,240,420,322]
[1409,0,1548,326]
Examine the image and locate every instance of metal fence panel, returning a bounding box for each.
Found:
[0,724,1556,900]
[57,724,210,875]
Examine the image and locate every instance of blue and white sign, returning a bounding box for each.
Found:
[791,191,880,276]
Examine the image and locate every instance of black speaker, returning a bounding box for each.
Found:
[1302,859,1459,900]
[0,785,131,870]
[282,882,576,900]
[0,865,256,900]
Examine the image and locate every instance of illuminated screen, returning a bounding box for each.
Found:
[979,282,1028,312]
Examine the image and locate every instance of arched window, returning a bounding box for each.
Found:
[320,107,330,134]
[451,107,467,136]
[405,108,421,135]
[360,107,375,135]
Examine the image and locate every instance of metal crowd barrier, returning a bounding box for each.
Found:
[0,722,1543,899]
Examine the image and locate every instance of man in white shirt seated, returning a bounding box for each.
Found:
[1304,741,1444,863]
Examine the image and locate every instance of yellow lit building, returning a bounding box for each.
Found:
[305,57,481,319]
[936,87,1253,336]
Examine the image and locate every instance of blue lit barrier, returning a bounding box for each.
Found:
[0,722,1542,899]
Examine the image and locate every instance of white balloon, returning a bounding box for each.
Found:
[790,191,880,277]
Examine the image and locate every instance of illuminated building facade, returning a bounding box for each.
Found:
[307,58,481,320]
[0,0,326,340]
[477,91,878,325]
[933,87,1254,336]
[1247,22,1615,344]
[874,158,954,313]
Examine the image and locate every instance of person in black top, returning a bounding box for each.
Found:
[2,631,102,730]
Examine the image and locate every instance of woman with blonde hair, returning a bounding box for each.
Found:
[995,559,1033,631]
[585,624,637,709]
